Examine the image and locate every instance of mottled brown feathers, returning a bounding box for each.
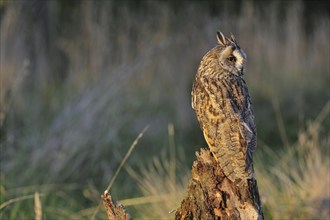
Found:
[191,31,257,187]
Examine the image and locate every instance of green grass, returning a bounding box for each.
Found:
[1,0,329,219]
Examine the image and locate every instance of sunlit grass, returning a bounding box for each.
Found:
[255,102,330,219]
[122,124,189,218]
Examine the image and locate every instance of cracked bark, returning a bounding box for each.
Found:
[175,148,263,220]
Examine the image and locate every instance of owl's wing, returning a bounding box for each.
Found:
[201,76,257,170]
[191,76,205,133]
[241,95,257,170]
[227,82,257,171]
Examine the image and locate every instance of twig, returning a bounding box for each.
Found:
[91,125,149,220]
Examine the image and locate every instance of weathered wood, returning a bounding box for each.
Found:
[175,148,263,220]
[101,191,132,220]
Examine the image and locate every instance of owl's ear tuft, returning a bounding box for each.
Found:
[217,31,227,46]
[230,33,237,44]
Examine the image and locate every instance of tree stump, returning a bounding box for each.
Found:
[175,148,263,220]
[101,148,263,220]
[101,191,132,220]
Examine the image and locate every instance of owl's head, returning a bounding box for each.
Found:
[216,31,246,76]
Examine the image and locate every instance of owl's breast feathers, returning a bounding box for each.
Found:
[191,51,256,182]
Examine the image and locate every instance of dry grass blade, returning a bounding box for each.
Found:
[272,98,290,148]
[105,125,149,192]
[4,183,79,197]
[0,194,43,210]
[168,123,176,191]
[315,101,330,124]
[118,194,174,206]
[91,125,149,220]
[34,192,42,220]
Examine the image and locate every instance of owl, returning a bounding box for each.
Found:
[191,31,257,185]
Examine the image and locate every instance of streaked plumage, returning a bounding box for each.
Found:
[191,32,257,185]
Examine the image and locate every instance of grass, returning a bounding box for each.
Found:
[255,102,330,219]
[1,0,329,219]
[0,113,329,219]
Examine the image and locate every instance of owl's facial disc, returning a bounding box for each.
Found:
[220,45,246,76]
[232,49,246,73]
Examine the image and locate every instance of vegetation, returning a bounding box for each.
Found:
[1,0,329,219]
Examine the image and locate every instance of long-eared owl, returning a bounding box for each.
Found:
[191,31,257,185]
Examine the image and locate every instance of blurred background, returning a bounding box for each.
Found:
[0,0,329,219]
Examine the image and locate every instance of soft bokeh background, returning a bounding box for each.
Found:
[1,0,329,219]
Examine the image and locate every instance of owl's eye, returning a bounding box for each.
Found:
[228,56,236,62]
